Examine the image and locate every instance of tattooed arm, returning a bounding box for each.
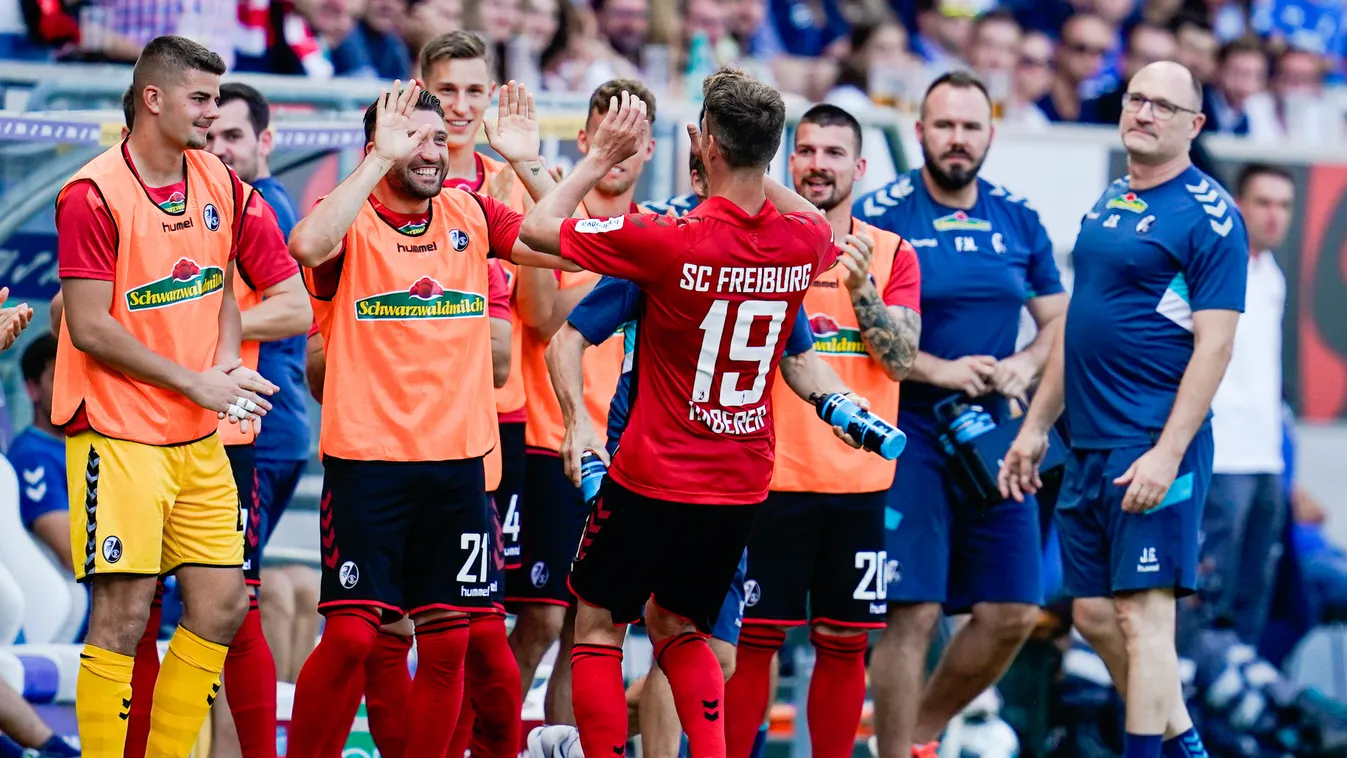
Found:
[838,232,921,382]
[851,287,921,381]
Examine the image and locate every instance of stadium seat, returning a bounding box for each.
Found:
[0,455,85,643]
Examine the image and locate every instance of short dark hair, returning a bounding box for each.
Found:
[1235,162,1294,198]
[797,103,862,153]
[701,68,784,169]
[588,79,657,126]
[130,36,227,119]
[218,82,271,135]
[363,90,445,146]
[122,85,135,130]
[1219,36,1266,66]
[21,333,56,384]
[418,31,492,79]
[973,9,1019,38]
[920,70,991,118]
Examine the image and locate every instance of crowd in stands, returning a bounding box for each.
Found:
[2,0,1343,139]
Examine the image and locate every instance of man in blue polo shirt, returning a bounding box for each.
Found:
[858,70,1067,758]
[1001,61,1247,758]
[9,333,69,573]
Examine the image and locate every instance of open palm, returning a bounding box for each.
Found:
[372,80,433,163]
[484,80,540,164]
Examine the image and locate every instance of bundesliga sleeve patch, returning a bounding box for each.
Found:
[575,216,625,234]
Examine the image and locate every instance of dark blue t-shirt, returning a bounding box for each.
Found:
[568,276,815,456]
[857,169,1065,429]
[1064,167,1248,448]
[250,176,311,462]
[8,427,67,529]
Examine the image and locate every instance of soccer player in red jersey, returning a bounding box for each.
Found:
[519,70,869,758]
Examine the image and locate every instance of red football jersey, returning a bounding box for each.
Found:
[559,196,838,505]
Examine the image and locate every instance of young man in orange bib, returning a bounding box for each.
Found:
[54,35,281,758]
[285,81,569,758]
[722,104,922,758]
[506,79,653,727]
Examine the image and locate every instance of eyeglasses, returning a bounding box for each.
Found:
[1122,92,1200,120]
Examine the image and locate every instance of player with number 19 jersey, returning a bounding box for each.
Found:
[560,200,838,506]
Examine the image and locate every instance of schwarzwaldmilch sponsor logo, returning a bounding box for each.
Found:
[125,258,223,311]
[808,313,866,356]
[354,277,486,320]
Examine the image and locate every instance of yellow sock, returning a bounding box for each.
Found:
[76,644,135,758]
[145,626,229,758]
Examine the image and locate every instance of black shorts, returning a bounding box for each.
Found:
[743,491,888,629]
[491,422,526,570]
[225,444,262,586]
[318,456,494,620]
[568,478,759,634]
[505,450,587,607]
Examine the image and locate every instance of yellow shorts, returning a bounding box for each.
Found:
[67,431,243,581]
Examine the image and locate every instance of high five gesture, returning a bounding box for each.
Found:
[370,80,435,164]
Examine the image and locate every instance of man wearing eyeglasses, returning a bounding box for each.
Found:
[1001,61,1248,758]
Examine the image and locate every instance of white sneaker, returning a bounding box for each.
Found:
[526,724,585,758]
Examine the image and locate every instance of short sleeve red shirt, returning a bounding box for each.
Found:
[557,197,838,505]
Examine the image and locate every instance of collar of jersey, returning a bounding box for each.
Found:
[692,195,778,226]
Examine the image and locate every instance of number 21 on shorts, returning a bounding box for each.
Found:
[693,299,788,407]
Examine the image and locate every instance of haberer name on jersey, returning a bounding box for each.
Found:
[688,403,768,436]
[679,263,814,295]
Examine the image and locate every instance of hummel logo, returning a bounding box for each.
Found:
[206,681,221,706]
[703,698,721,722]
[611,746,624,755]
[702,699,719,708]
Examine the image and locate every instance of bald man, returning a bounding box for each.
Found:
[1001,61,1248,758]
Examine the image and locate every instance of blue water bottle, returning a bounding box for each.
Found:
[813,393,907,460]
[579,451,607,503]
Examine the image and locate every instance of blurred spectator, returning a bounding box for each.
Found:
[596,0,651,61]
[1204,163,1293,647]
[67,0,237,65]
[1202,36,1278,137]
[539,0,642,91]
[1081,22,1177,123]
[910,0,979,69]
[1139,0,1183,25]
[1175,16,1220,81]
[525,0,563,56]
[965,9,1020,86]
[238,0,374,77]
[1037,12,1112,121]
[824,19,917,111]
[357,0,413,78]
[770,0,848,58]
[1006,29,1053,125]
[403,0,463,67]
[1271,46,1336,141]
[464,0,523,80]
[1204,0,1251,41]
[727,0,783,58]
[1252,0,1345,73]
[7,334,69,574]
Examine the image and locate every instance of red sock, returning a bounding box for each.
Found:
[466,614,523,758]
[571,643,627,758]
[322,667,366,758]
[123,596,163,758]
[446,698,475,758]
[807,630,869,758]
[404,617,471,757]
[653,632,727,758]
[225,599,278,758]
[287,608,381,758]
[365,630,413,758]
[725,627,784,758]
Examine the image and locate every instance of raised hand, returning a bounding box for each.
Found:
[0,287,34,352]
[588,91,649,170]
[838,233,876,292]
[371,80,433,164]
[483,80,541,165]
